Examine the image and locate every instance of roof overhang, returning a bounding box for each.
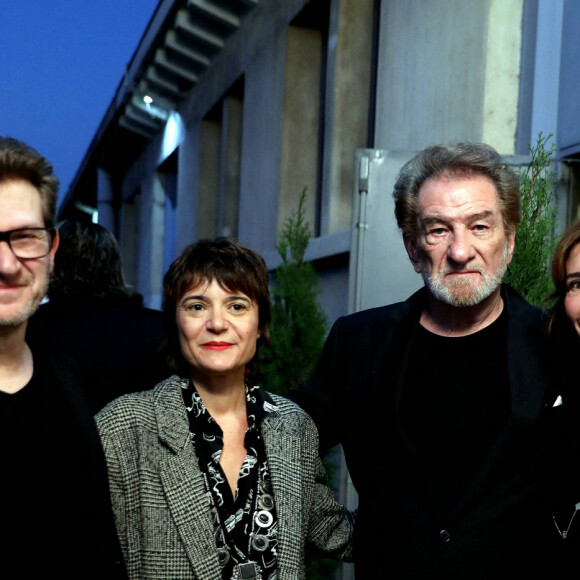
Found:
[60,0,259,218]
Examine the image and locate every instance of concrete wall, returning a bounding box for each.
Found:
[375,0,486,150]
[198,120,220,239]
[374,0,524,155]
[278,25,322,235]
[481,0,523,153]
[175,122,199,253]
[558,0,579,155]
[324,0,374,235]
[96,168,115,231]
[106,0,573,318]
[238,30,286,255]
[217,95,243,238]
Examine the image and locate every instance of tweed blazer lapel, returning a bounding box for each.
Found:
[261,406,303,577]
[369,291,434,495]
[154,377,222,579]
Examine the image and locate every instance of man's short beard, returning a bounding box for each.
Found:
[420,243,510,308]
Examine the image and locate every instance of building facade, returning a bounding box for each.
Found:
[61,0,576,314]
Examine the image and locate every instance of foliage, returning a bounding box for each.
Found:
[258,189,327,395]
[258,192,339,579]
[504,132,557,306]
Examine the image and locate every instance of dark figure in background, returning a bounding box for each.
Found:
[27,220,168,412]
[49,219,142,306]
[0,137,125,578]
[294,142,562,579]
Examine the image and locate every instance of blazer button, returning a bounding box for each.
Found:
[440,529,451,543]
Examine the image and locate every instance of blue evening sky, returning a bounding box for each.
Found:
[0,1,159,205]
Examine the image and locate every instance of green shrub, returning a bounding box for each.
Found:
[504,132,557,306]
[257,190,334,578]
[259,189,327,395]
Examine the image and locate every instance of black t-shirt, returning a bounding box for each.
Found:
[399,311,510,519]
[0,350,126,578]
[0,373,45,546]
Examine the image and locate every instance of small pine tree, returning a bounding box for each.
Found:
[258,189,327,395]
[504,132,557,306]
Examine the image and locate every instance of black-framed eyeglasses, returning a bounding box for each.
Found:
[0,228,56,259]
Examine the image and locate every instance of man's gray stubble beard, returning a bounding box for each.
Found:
[420,243,510,308]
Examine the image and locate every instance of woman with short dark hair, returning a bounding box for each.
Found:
[96,237,353,579]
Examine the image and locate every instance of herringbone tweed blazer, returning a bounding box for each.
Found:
[96,375,354,579]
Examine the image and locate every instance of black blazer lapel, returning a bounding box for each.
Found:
[450,286,553,520]
[371,290,437,514]
[504,285,551,417]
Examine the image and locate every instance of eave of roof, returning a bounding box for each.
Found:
[61,0,259,217]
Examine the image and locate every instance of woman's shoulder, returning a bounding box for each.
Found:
[95,389,155,433]
[263,390,317,429]
[267,391,303,413]
[96,375,183,432]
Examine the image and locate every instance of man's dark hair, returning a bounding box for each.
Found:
[0,136,59,229]
[393,142,521,242]
[49,220,132,305]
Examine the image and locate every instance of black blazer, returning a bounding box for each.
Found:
[295,285,562,579]
[27,300,168,413]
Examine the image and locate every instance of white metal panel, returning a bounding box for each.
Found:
[349,149,422,313]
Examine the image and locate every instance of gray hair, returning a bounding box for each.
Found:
[393,142,521,242]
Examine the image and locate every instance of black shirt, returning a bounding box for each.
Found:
[399,311,510,518]
[182,381,279,580]
[0,348,125,578]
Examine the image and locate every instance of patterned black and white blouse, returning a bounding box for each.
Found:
[182,380,279,580]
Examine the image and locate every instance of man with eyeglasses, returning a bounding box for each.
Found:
[0,137,125,578]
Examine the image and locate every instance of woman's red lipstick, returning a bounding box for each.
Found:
[201,341,233,351]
